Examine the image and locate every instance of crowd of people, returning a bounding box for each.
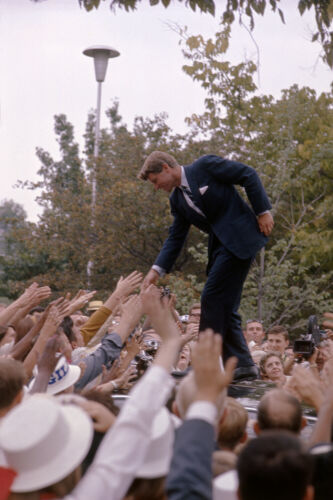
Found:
[0,272,333,499]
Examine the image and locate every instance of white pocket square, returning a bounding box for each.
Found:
[199,185,208,195]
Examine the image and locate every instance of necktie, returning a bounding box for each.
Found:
[181,185,194,201]
[180,185,205,217]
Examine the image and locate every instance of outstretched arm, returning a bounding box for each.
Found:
[166,330,237,500]
[150,202,191,276]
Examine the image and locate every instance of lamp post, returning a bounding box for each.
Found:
[83,45,120,287]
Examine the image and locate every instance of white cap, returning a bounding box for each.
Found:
[136,407,174,478]
[28,355,81,395]
[213,470,238,500]
[0,395,93,492]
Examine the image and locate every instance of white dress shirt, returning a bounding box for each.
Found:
[64,365,174,500]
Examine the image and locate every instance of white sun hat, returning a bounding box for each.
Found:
[0,394,93,493]
[213,470,238,500]
[28,355,81,395]
[135,406,175,478]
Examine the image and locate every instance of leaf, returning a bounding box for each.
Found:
[298,0,307,17]
[278,8,285,24]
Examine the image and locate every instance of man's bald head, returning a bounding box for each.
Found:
[256,389,303,434]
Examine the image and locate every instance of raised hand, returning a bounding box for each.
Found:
[101,359,120,384]
[30,285,52,307]
[29,335,62,395]
[114,271,143,298]
[40,305,64,338]
[142,268,159,289]
[285,365,324,411]
[119,295,143,331]
[191,329,237,404]
[125,332,143,359]
[97,364,138,395]
[141,285,181,346]
[76,399,116,432]
[104,271,143,313]
[68,289,97,315]
[36,335,61,374]
[181,322,199,347]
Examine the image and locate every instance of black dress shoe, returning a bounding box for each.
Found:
[232,365,259,382]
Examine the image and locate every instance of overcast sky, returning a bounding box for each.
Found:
[1,0,332,221]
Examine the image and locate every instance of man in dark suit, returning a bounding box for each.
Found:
[140,151,274,380]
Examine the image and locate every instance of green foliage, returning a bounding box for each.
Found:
[7,6,333,327]
[78,0,215,14]
[176,23,333,332]
[75,0,333,67]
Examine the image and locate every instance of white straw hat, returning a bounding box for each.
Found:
[136,407,174,478]
[28,355,81,395]
[213,470,238,500]
[0,394,93,493]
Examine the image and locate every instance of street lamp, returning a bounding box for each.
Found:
[83,45,120,287]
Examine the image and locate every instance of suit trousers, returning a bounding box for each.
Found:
[199,239,254,368]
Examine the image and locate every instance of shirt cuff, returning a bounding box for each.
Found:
[104,332,123,348]
[258,210,270,216]
[185,400,218,426]
[152,265,166,277]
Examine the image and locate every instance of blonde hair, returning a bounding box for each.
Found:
[217,397,248,450]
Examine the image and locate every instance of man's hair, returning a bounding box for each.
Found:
[237,431,313,500]
[259,352,283,377]
[60,316,75,343]
[126,476,166,500]
[189,303,201,314]
[267,325,289,341]
[257,390,303,434]
[0,358,26,410]
[138,151,179,180]
[217,397,248,450]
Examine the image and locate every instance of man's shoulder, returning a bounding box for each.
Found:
[185,155,224,180]
[187,154,225,168]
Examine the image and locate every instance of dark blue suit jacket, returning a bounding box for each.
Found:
[166,418,215,500]
[154,155,272,272]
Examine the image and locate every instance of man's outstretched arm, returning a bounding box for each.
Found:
[143,205,191,287]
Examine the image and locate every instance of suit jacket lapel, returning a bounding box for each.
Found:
[184,165,205,212]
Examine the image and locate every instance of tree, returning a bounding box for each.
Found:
[0,200,47,298]
[8,103,206,303]
[173,24,333,333]
[30,0,333,66]
[0,200,27,257]
[75,0,333,68]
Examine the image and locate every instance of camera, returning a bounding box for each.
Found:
[133,351,154,373]
[293,315,326,359]
[160,286,171,298]
[143,339,160,356]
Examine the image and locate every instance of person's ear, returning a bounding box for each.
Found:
[218,408,228,426]
[14,389,24,406]
[301,416,307,430]
[172,401,180,418]
[304,484,314,500]
[240,431,248,443]
[253,421,260,435]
